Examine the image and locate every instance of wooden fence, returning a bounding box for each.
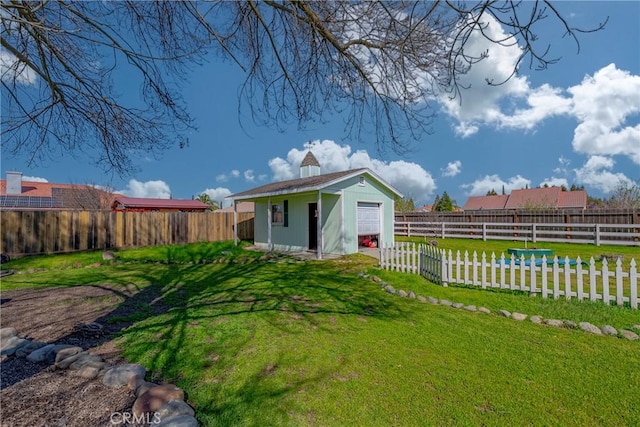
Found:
[395,221,640,246]
[396,208,640,225]
[0,211,255,257]
[379,242,638,309]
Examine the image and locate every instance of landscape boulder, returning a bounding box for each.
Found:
[103,363,146,387]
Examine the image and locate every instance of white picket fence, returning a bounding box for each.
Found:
[379,242,638,309]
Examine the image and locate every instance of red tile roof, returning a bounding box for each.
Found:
[112,197,210,210]
[463,188,587,210]
[504,187,560,209]
[463,195,509,210]
[558,190,588,208]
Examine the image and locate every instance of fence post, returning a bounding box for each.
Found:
[532,224,537,243]
[482,223,487,241]
[407,222,411,237]
[441,249,448,287]
[441,222,445,239]
[595,224,601,246]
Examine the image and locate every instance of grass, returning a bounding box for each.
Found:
[1,241,638,426]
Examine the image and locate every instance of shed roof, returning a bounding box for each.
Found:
[230,168,402,200]
[112,197,210,210]
[504,187,560,209]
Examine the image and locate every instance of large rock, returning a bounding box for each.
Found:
[0,327,17,341]
[15,341,46,358]
[1,336,27,356]
[511,313,527,321]
[499,310,511,318]
[620,330,639,341]
[26,344,56,363]
[396,290,408,298]
[416,296,427,303]
[463,305,477,312]
[427,297,439,305]
[408,291,416,299]
[601,325,618,336]
[44,345,80,364]
[579,322,602,335]
[69,354,104,370]
[133,384,184,416]
[54,346,84,364]
[478,307,491,314]
[451,303,464,309]
[72,362,107,379]
[156,414,199,427]
[439,300,452,307]
[529,316,543,324]
[56,351,88,369]
[102,363,146,387]
[545,319,564,328]
[155,400,195,421]
[383,285,395,295]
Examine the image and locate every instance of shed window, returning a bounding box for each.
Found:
[272,200,289,226]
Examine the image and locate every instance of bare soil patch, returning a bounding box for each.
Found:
[1,283,167,427]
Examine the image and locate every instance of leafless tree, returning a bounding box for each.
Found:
[1,1,606,174]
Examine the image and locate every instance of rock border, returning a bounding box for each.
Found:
[0,326,199,426]
[365,275,640,341]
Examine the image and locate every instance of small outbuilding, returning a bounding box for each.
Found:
[229,151,402,259]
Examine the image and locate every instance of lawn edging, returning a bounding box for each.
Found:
[364,273,640,341]
[0,326,199,426]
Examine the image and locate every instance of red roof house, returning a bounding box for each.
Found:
[463,187,587,211]
[111,196,210,212]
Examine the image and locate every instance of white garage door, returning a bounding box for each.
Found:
[357,202,380,235]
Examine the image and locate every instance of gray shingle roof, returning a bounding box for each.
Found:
[230,168,402,200]
[300,151,320,167]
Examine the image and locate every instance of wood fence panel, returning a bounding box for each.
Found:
[0,211,256,256]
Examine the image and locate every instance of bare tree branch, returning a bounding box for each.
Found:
[1,1,606,173]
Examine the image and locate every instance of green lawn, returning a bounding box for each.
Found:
[1,241,638,426]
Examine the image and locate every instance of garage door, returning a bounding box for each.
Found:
[357,202,380,235]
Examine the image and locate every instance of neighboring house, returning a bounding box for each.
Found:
[415,205,433,212]
[111,196,210,212]
[462,187,588,210]
[216,202,255,213]
[229,151,402,259]
[0,171,115,210]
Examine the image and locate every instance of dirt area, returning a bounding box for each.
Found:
[1,284,167,427]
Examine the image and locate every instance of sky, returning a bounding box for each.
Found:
[1,1,639,208]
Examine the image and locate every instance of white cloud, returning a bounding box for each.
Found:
[200,187,232,207]
[461,174,530,196]
[118,179,171,199]
[215,174,228,183]
[553,156,571,175]
[539,177,568,188]
[244,169,255,182]
[22,175,48,182]
[0,49,37,85]
[441,161,462,177]
[574,156,632,193]
[568,64,640,164]
[231,170,240,178]
[436,16,640,167]
[268,139,436,202]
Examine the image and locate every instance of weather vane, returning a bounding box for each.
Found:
[304,141,313,151]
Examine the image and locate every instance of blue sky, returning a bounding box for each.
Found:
[2,1,639,208]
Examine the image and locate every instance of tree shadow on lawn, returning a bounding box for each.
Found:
[113,256,410,423]
[2,248,409,423]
